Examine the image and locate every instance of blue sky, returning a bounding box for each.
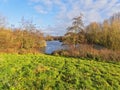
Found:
[0,0,120,35]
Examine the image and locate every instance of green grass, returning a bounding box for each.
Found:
[0,54,120,90]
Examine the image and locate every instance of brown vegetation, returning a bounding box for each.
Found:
[85,13,120,50]
[53,44,120,61]
[55,13,120,61]
[45,35,63,41]
[0,18,46,54]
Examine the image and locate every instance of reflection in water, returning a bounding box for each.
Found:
[45,41,64,54]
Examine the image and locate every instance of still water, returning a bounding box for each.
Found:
[45,41,64,54]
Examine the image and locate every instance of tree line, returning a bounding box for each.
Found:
[53,12,120,61]
[63,12,120,50]
[0,18,46,54]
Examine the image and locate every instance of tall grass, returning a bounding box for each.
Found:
[53,44,120,62]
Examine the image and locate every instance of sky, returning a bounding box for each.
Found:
[0,0,120,36]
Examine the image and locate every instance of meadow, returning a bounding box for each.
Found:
[0,54,120,90]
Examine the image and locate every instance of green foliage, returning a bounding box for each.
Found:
[0,54,120,90]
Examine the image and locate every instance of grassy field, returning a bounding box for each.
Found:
[0,54,120,90]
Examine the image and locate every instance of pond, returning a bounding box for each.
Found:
[45,40,64,54]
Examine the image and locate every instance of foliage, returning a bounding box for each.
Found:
[85,13,120,50]
[62,13,120,61]
[64,12,120,51]
[0,18,46,54]
[0,54,120,90]
[45,35,54,41]
[53,44,120,62]
[67,14,84,33]
[85,22,101,44]
[64,14,84,47]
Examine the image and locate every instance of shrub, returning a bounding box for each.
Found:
[0,28,46,54]
[53,44,120,62]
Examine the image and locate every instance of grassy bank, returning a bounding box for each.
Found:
[0,54,120,90]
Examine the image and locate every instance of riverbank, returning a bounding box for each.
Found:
[0,54,120,89]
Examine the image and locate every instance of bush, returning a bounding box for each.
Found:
[0,28,46,54]
[52,44,120,62]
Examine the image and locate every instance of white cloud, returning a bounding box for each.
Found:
[34,5,48,14]
[42,0,53,6]
[29,0,120,35]
[43,23,69,36]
